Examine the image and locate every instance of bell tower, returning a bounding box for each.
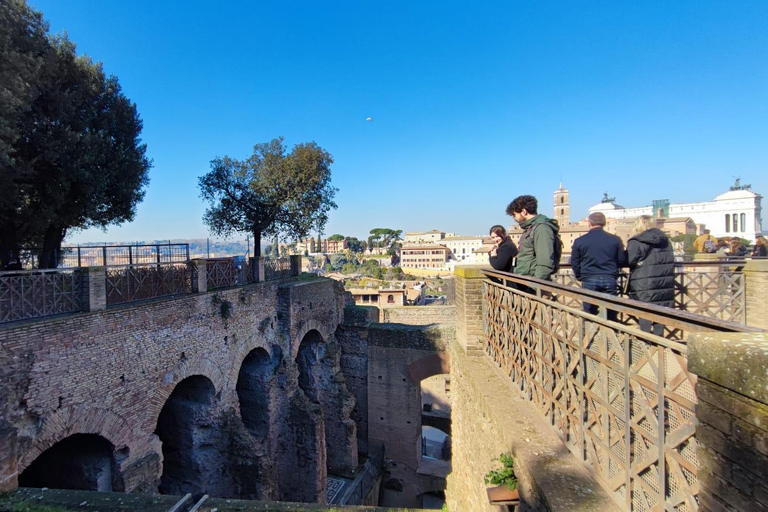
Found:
[554,183,569,226]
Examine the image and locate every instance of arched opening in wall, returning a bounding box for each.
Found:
[296,329,324,404]
[155,375,216,496]
[19,434,123,492]
[236,348,274,439]
[419,490,446,510]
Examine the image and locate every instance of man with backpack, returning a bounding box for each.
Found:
[693,229,718,253]
[506,195,561,281]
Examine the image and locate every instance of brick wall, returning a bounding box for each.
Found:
[0,278,352,502]
[454,266,485,353]
[689,333,768,512]
[381,305,456,325]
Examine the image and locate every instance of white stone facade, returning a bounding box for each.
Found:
[588,187,763,241]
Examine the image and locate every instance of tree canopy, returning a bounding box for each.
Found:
[0,0,151,268]
[199,137,337,258]
[367,228,402,251]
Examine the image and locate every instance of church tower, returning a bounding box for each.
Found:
[554,183,570,226]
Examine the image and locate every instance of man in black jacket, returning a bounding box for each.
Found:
[570,212,627,321]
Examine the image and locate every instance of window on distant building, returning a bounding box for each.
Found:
[733,213,738,232]
[725,214,730,233]
[740,213,746,232]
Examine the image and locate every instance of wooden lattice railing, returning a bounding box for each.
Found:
[554,261,746,324]
[482,269,761,511]
[0,269,82,322]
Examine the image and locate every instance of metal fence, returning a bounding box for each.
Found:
[0,269,82,323]
[554,261,746,324]
[482,269,760,511]
[18,244,190,269]
[205,258,239,290]
[338,444,386,506]
[106,263,192,306]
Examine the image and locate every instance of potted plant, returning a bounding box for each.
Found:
[484,453,520,505]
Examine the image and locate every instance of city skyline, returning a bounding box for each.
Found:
[28,1,768,244]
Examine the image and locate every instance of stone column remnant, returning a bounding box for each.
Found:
[191,259,207,293]
[81,266,107,312]
[688,332,768,512]
[454,265,486,354]
[743,258,768,329]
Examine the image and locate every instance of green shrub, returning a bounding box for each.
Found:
[484,453,518,491]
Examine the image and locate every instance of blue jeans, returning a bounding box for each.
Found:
[581,275,618,322]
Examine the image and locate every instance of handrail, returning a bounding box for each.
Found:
[483,268,762,335]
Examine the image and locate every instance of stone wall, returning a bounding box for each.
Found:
[381,306,456,326]
[688,333,768,512]
[445,340,617,512]
[0,278,355,504]
[743,259,768,329]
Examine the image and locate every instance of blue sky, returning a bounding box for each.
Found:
[30,0,768,244]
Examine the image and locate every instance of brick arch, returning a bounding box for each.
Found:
[146,356,226,425]
[407,352,451,383]
[20,406,130,471]
[291,320,332,359]
[228,340,275,387]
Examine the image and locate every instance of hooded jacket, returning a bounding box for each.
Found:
[515,214,560,280]
[627,228,675,306]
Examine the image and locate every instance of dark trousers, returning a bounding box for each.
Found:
[581,275,618,322]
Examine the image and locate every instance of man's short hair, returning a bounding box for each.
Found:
[506,195,538,216]
[588,212,606,226]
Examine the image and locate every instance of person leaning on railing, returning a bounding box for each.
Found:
[626,215,675,336]
[488,225,518,272]
[751,235,767,258]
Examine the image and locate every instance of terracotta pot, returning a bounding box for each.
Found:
[486,484,520,505]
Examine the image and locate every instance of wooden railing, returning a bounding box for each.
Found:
[0,269,82,323]
[481,269,761,511]
[554,260,746,324]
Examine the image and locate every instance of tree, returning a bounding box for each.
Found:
[367,228,402,252]
[328,234,344,242]
[199,138,337,258]
[0,1,151,268]
[345,236,366,253]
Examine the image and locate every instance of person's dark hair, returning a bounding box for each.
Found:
[489,225,508,239]
[506,195,538,216]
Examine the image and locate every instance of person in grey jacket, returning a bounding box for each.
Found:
[627,215,675,335]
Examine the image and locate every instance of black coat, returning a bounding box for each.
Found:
[488,238,518,272]
[570,227,627,280]
[627,228,675,306]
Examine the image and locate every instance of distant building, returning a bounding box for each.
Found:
[347,287,406,307]
[589,179,763,241]
[326,238,348,254]
[442,235,492,265]
[405,230,445,244]
[400,245,450,269]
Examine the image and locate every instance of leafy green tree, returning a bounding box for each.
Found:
[328,233,344,242]
[199,138,337,258]
[328,253,347,271]
[367,228,402,252]
[345,236,366,253]
[0,1,151,268]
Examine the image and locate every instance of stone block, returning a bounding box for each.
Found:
[697,399,733,435]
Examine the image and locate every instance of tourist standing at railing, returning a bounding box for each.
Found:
[505,195,560,281]
[627,215,675,336]
[488,225,518,272]
[752,236,767,258]
[693,229,718,253]
[727,237,748,258]
[570,212,627,322]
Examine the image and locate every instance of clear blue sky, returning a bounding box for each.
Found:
[30,0,768,244]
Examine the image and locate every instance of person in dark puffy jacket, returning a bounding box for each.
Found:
[627,215,675,336]
[488,225,518,272]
